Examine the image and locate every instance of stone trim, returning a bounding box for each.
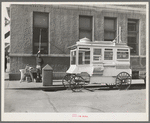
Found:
[9,54,70,57]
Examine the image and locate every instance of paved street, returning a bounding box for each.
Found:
[5,86,146,113]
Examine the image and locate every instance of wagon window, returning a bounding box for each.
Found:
[117,49,129,59]
[71,51,76,65]
[93,49,102,61]
[104,49,113,60]
[78,48,90,65]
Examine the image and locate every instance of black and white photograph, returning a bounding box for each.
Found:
[1,1,149,121]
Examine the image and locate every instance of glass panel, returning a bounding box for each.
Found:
[128,44,137,54]
[33,12,48,54]
[71,51,76,65]
[79,31,92,40]
[85,51,90,64]
[85,61,90,64]
[79,16,92,40]
[128,37,136,44]
[128,19,138,55]
[34,12,48,28]
[128,23,136,31]
[104,18,116,41]
[94,49,101,55]
[41,28,48,42]
[132,71,139,79]
[104,18,115,30]
[104,31,115,41]
[93,49,102,61]
[85,51,90,60]
[128,36,137,54]
[93,56,99,61]
[117,52,129,59]
[33,28,48,54]
[79,16,92,29]
[78,52,83,65]
[104,49,113,60]
[78,50,90,65]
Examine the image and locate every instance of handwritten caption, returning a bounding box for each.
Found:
[72,114,88,118]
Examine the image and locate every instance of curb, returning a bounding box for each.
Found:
[5,83,146,91]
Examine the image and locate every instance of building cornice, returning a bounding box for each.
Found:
[11,4,146,14]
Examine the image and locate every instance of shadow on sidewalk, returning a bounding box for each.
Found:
[6,87,66,91]
[6,84,145,92]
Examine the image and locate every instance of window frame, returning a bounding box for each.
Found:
[127,19,139,55]
[78,47,91,65]
[117,49,130,60]
[33,12,49,54]
[70,50,76,65]
[79,15,93,41]
[93,48,102,62]
[104,48,113,61]
[104,17,117,41]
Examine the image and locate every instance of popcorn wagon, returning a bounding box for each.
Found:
[62,38,132,91]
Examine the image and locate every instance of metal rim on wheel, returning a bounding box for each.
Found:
[70,75,85,92]
[116,72,132,90]
[62,74,72,88]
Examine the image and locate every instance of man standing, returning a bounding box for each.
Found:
[36,51,43,82]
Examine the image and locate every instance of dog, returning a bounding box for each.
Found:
[20,66,35,83]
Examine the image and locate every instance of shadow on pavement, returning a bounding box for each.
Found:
[5,84,146,92]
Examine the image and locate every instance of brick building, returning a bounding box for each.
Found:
[9,4,147,80]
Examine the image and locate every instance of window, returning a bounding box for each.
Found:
[104,49,113,60]
[71,51,76,65]
[93,49,102,61]
[33,12,49,54]
[79,16,92,41]
[117,49,129,59]
[78,48,90,65]
[132,71,139,79]
[104,17,117,41]
[128,19,139,55]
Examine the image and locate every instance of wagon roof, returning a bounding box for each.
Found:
[68,41,132,49]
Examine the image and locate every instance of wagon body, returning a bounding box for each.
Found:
[66,38,132,85]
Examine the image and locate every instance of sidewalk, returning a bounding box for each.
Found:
[4,62,145,90]
[5,78,145,90]
[5,80,65,90]
[4,63,65,90]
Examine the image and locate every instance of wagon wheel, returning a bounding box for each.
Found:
[62,74,75,88]
[70,75,85,92]
[116,72,132,90]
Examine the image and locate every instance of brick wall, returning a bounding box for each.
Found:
[10,4,146,80]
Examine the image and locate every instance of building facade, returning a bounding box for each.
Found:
[9,4,146,80]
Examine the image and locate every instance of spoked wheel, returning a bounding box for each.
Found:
[116,72,132,90]
[70,75,85,92]
[62,74,75,88]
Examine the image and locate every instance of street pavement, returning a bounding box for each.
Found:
[4,87,146,113]
[4,77,146,113]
